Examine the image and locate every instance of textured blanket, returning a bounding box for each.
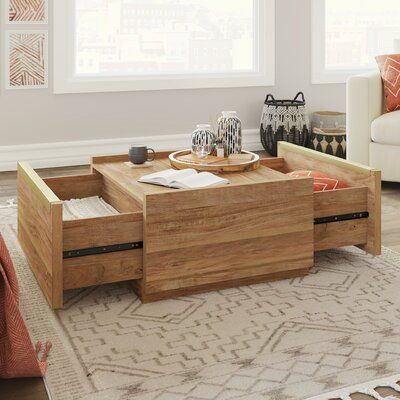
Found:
[0,234,50,378]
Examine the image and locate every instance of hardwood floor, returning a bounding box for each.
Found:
[1,165,400,400]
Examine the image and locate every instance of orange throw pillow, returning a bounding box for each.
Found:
[287,170,349,192]
[376,54,400,113]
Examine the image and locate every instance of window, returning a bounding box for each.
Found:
[54,0,275,93]
[312,0,400,83]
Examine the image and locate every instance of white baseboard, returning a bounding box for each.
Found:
[0,129,263,172]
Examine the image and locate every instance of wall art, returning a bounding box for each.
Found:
[6,31,48,89]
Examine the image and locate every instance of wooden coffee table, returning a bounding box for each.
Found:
[18,142,381,308]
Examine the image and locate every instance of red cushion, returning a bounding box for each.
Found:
[376,54,400,113]
[287,170,349,192]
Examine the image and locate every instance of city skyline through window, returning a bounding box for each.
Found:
[75,0,257,77]
[325,0,400,70]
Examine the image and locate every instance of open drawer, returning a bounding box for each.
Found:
[17,162,143,309]
[260,142,381,256]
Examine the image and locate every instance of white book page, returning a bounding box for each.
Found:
[170,172,229,189]
[138,169,197,186]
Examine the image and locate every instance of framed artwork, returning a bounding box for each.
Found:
[6,0,48,24]
[6,31,48,89]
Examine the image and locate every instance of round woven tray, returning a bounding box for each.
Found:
[169,150,260,173]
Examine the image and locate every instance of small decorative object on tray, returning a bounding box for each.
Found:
[170,150,259,173]
[191,124,216,154]
[260,92,310,156]
[215,138,225,158]
[217,111,242,155]
[310,111,346,159]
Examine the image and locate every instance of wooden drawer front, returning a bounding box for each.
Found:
[314,187,368,219]
[315,219,368,251]
[63,212,143,252]
[63,250,143,290]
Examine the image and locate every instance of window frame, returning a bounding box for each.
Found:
[54,0,275,94]
[311,0,377,84]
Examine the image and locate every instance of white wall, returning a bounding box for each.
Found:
[0,0,345,148]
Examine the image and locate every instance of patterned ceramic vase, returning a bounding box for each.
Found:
[191,124,216,153]
[260,92,310,156]
[217,111,242,155]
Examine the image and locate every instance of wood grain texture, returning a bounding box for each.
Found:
[278,142,381,256]
[44,174,103,200]
[63,250,143,290]
[314,187,368,218]
[93,161,292,204]
[139,268,310,303]
[17,162,63,309]
[169,150,260,173]
[259,157,285,172]
[101,175,143,212]
[63,212,143,252]
[142,178,314,297]
[314,220,368,251]
[91,151,174,167]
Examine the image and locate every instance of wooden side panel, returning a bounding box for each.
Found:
[259,157,286,172]
[314,187,368,219]
[63,250,143,290]
[43,174,102,200]
[359,170,381,256]
[315,220,368,251]
[278,142,375,180]
[278,142,381,256]
[142,178,315,297]
[63,212,143,251]
[18,162,63,309]
[91,151,173,166]
[102,176,142,213]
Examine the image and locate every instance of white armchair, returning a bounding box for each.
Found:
[347,41,400,182]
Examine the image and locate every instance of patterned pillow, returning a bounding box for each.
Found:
[287,170,349,192]
[376,54,400,113]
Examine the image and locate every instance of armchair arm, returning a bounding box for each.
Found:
[346,71,384,165]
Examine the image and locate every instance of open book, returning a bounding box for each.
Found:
[138,169,229,189]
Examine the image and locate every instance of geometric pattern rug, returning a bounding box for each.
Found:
[1,203,400,400]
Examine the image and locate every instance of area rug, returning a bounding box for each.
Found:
[2,202,400,400]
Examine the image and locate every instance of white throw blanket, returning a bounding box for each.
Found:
[62,196,119,221]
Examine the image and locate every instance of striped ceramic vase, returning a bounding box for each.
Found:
[217,111,242,155]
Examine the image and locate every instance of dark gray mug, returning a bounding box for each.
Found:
[129,145,156,165]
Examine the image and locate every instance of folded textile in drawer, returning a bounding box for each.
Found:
[62,196,119,221]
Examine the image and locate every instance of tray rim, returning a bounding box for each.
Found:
[169,149,260,173]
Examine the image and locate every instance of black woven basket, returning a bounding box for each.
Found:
[260,92,310,156]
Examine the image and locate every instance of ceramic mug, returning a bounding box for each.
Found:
[129,145,156,165]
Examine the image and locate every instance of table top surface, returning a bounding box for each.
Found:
[93,157,290,205]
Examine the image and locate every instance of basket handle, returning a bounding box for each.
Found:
[264,94,276,103]
[293,92,305,103]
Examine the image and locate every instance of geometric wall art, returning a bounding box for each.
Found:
[6,0,48,24]
[6,31,48,89]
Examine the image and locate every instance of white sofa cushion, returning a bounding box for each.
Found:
[371,110,400,145]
